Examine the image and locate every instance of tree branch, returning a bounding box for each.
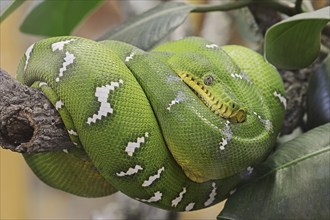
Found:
[191,0,297,16]
[0,69,74,153]
[191,0,255,13]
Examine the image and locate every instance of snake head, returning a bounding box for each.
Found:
[168,52,247,123]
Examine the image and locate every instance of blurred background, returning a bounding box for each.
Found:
[0,0,328,219]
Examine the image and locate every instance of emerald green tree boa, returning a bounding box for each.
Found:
[17,36,286,211]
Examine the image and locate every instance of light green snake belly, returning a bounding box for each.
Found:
[17,36,285,211]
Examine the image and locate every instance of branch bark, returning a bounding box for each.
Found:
[0,69,74,153]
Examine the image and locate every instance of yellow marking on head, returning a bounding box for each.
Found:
[179,72,246,123]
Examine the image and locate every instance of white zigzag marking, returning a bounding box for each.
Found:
[55,100,64,110]
[246,166,254,175]
[24,43,35,71]
[38,82,47,87]
[167,91,184,111]
[136,191,162,203]
[55,52,75,82]
[51,39,76,82]
[125,52,135,62]
[51,39,76,52]
[219,138,228,151]
[116,165,143,177]
[86,80,124,125]
[253,112,273,132]
[206,44,218,49]
[273,91,287,109]
[204,182,217,206]
[185,202,195,211]
[219,120,232,151]
[230,71,251,83]
[142,167,165,187]
[229,188,237,195]
[67,129,78,136]
[171,187,187,207]
[125,132,149,157]
[261,119,273,132]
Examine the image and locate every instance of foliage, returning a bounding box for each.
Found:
[218,123,330,220]
[98,2,195,50]
[1,0,329,219]
[19,0,104,36]
[264,7,330,69]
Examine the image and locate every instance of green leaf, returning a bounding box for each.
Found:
[218,123,330,220]
[99,2,196,50]
[307,55,330,130]
[232,7,263,47]
[20,0,104,37]
[264,6,330,69]
[0,0,25,23]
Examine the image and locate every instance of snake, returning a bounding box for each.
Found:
[16,36,286,211]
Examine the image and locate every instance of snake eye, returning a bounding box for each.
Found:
[204,75,214,85]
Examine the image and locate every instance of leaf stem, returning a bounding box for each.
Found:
[191,0,297,16]
[191,0,255,13]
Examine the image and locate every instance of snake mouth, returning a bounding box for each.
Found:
[178,72,246,123]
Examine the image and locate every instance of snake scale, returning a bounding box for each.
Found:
[17,36,286,211]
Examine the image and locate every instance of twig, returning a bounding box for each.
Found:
[191,0,255,13]
[191,0,297,16]
[0,69,74,153]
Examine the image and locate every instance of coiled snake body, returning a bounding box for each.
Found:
[17,37,285,211]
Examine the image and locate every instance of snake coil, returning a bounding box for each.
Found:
[17,37,285,211]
